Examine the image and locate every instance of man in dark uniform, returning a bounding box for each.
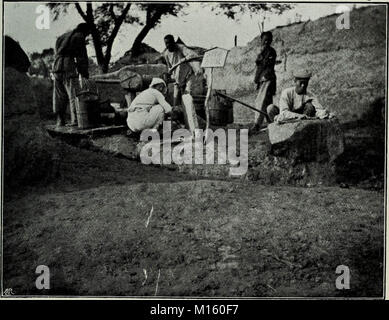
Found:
[52,23,90,127]
[253,31,277,131]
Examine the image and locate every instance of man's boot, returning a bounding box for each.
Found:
[56,113,65,127]
[68,110,78,126]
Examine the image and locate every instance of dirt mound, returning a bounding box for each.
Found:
[30,77,54,120]
[4,67,37,117]
[213,5,386,124]
[3,67,61,193]
[110,43,161,72]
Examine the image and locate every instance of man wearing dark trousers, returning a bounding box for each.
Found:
[52,23,90,127]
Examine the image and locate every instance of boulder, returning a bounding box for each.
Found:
[4,36,30,73]
[92,64,168,81]
[89,135,139,160]
[268,119,344,163]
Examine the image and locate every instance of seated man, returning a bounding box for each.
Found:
[267,70,332,123]
[126,78,172,133]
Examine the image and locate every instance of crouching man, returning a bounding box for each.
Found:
[267,70,333,123]
[126,78,172,133]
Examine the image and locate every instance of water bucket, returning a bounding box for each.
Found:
[76,92,100,129]
[192,95,206,119]
[208,90,233,126]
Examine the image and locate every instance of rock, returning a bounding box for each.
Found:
[268,119,344,163]
[4,36,30,73]
[92,64,168,81]
[90,135,140,160]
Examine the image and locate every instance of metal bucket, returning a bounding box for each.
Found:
[76,92,100,129]
[208,90,233,126]
[192,95,206,120]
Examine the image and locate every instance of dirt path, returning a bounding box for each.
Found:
[3,144,384,297]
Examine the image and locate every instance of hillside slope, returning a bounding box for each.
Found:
[213,5,386,124]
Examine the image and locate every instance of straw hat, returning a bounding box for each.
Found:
[293,69,312,79]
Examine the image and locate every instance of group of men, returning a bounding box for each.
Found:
[52,23,331,133]
[252,31,332,131]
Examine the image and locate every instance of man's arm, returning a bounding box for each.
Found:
[154,90,172,114]
[72,33,89,78]
[309,94,331,119]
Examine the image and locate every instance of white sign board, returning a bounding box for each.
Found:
[201,47,229,68]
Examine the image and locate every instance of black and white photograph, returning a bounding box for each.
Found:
[1,1,387,301]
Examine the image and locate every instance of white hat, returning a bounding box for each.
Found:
[149,77,166,88]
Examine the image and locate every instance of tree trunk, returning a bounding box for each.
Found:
[130,23,154,57]
[100,60,109,74]
[90,30,107,74]
[130,9,163,57]
[100,4,132,73]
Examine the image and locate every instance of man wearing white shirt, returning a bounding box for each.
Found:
[126,78,172,132]
[162,34,202,107]
[267,70,331,123]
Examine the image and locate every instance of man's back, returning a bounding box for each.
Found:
[53,29,88,77]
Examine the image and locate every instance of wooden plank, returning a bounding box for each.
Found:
[182,94,199,136]
[201,47,229,68]
[46,124,126,139]
[94,79,120,84]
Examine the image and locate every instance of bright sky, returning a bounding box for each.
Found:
[4,2,363,62]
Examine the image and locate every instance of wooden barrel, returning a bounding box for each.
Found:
[192,95,206,120]
[208,90,232,126]
[76,92,100,129]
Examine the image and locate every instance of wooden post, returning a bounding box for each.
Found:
[204,67,214,143]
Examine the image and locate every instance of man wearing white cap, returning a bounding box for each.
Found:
[126,78,172,132]
[267,70,331,123]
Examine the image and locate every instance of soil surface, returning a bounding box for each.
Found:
[3,127,384,297]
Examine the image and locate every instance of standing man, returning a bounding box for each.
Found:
[162,34,202,107]
[267,70,331,122]
[52,23,91,127]
[253,31,277,131]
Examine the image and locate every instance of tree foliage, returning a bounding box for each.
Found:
[212,3,293,20]
[47,2,184,73]
[47,2,292,73]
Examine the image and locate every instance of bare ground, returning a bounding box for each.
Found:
[3,134,384,297]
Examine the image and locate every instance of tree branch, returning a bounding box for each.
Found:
[109,4,117,22]
[86,3,94,22]
[75,3,88,22]
[104,4,132,66]
[118,4,132,21]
